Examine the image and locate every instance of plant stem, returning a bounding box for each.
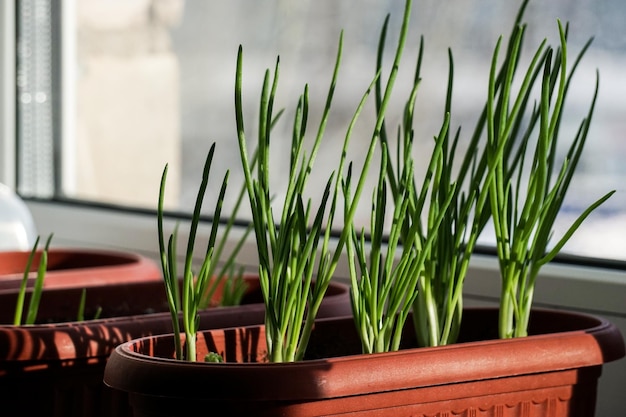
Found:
[22,234,52,325]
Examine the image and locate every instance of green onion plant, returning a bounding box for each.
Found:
[158,139,259,361]
[366,0,516,348]
[158,143,230,361]
[345,0,460,353]
[158,0,611,364]
[362,0,610,348]
[486,19,614,338]
[346,138,455,353]
[13,234,53,325]
[235,22,392,361]
[405,0,540,347]
[12,234,103,325]
[77,288,102,322]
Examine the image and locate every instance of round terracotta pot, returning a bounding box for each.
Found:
[0,248,162,291]
[104,308,625,417]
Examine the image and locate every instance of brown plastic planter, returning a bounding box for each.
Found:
[105,308,625,417]
[0,276,352,417]
[0,248,162,290]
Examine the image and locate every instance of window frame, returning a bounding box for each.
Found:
[0,1,16,188]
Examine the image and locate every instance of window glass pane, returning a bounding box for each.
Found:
[17,0,626,261]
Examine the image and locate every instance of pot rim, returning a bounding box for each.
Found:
[104,307,626,401]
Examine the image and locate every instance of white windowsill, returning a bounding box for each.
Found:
[25,199,626,316]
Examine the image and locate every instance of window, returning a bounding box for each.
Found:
[10,0,626,264]
[5,3,626,413]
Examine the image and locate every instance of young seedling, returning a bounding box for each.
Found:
[158,143,229,361]
[13,234,53,325]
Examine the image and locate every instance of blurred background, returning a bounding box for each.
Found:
[14,0,626,261]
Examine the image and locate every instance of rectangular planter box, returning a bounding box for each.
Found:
[104,308,625,417]
[0,248,163,290]
[0,275,351,417]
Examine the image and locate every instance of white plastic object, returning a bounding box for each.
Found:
[0,183,38,251]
